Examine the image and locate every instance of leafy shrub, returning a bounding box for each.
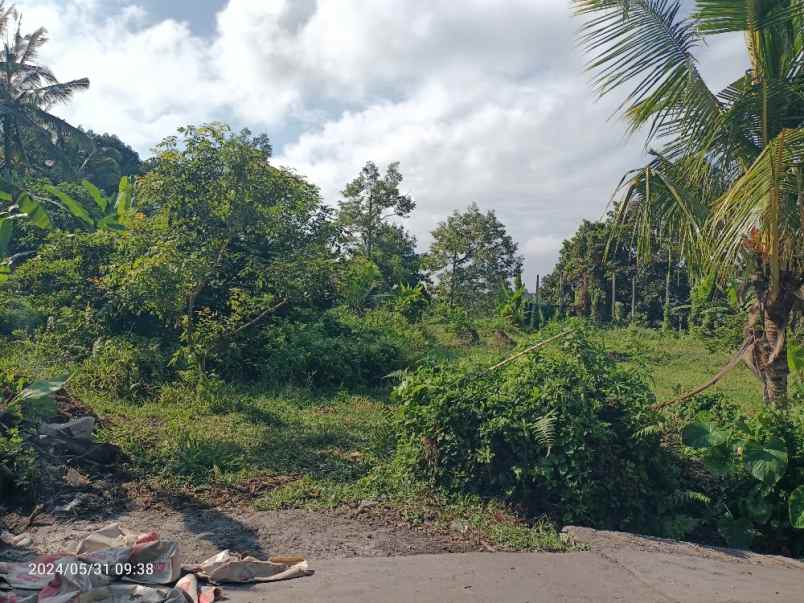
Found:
[682,406,804,554]
[336,257,383,311]
[0,427,36,497]
[0,377,66,497]
[434,303,479,345]
[392,283,428,322]
[393,327,680,531]
[260,307,420,387]
[74,336,172,400]
[0,299,44,336]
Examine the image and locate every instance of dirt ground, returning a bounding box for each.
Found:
[1,496,482,563]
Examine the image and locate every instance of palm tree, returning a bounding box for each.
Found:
[0,12,90,178]
[575,0,804,404]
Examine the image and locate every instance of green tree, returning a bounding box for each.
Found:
[106,124,337,374]
[369,222,422,288]
[425,203,522,312]
[576,0,804,402]
[338,161,415,263]
[0,14,90,178]
[337,255,382,311]
[542,218,690,325]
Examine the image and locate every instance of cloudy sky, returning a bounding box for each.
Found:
[17,0,747,281]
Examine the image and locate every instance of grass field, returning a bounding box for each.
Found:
[2,325,771,551]
[598,327,764,413]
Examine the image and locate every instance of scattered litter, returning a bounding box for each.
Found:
[64,468,90,488]
[0,523,313,603]
[40,417,96,441]
[0,534,31,549]
[188,550,311,584]
[55,494,98,515]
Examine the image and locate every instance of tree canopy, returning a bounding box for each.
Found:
[424,203,522,311]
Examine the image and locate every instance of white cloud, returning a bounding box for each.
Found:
[15,0,746,279]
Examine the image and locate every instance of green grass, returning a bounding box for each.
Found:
[0,324,773,552]
[599,327,764,413]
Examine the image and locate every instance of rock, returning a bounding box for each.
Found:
[449,519,470,535]
[0,530,32,547]
[357,500,377,513]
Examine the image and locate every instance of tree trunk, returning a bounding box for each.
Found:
[578,272,589,316]
[536,274,543,325]
[611,273,616,321]
[663,247,671,331]
[760,273,798,406]
[448,253,457,308]
[2,116,12,180]
[762,310,788,404]
[631,270,636,322]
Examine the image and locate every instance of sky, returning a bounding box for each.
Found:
[15,0,748,282]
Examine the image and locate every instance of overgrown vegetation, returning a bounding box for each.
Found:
[0,0,802,559]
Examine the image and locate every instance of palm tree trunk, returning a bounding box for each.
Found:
[759,272,798,406]
[611,272,616,321]
[2,116,12,180]
[762,310,788,405]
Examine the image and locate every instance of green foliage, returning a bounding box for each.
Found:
[0,426,36,497]
[337,162,420,289]
[0,297,43,335]
[425,203,522,312]
[435,302,479,345]
[392,327,680,531]
[0,374,66,496]
[336,256,382,311]
[260,307,424,387]
[681,407,804,552]
[496,273,527,327]
[790,486,804,529]
[0,17,90,177]
[392,283,428,322]
[74,336,171,400]
[338,161,415,262]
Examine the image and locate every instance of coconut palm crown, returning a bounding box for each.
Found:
[575,0,804,403]
[0,4,90,178]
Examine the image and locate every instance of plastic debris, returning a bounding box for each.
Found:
[189,550,312,584]
[40,417,96,440]
[0,524,313,603]
[0,533,32,548]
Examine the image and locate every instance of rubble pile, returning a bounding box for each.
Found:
[0,524,313,603]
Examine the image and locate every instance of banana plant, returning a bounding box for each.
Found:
[0,176,135,281]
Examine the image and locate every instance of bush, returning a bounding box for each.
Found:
[0,299,45,336]
[680,403,804,555]
[259,307,423,387]
[0,426,37,498]
[391,283,428,322]
[393,326,680,532]
[74,336,172,400]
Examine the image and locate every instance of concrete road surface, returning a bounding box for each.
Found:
[225,528,804,603]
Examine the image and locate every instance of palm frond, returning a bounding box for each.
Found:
[693,0,804,35]
[575,0,723,152]
[0,2,16,40]
[30,78,90,108]
[708,127,804,286]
